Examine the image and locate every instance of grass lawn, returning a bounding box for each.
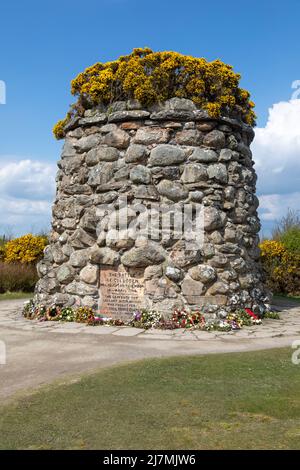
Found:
[0,348,300,450]
[0,292,33,301]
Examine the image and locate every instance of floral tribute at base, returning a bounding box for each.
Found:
[22,301,279,332]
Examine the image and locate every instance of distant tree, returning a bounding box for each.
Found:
[280,227,300,253]
[272,208,300,240]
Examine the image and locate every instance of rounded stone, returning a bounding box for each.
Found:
[165,266,182,283]
[103,129,130,149]
[56,264,74,284]
[106,229,135,250]
[189,191,204,202]
[181,163,207,184]
[134,127,170,145]
[207,282,229,295]
[188,264,216,283]
[79,265,99,284]
[89,246,119,265]
[144,265,163,280]
[42,247,53,263]
[86,146,119,165]
[36,261,50,277]
[61,139,77,158]
[209,255,228,268]
[219,269,238,282]
[181,276,205,304]
[149,144,186,166]
[130,165,152,184]
[125,144,148,163]
[219,148,233,162]
[175,129,203,145]
[190,148,218,162]
[203,130,225,148]
[207,163,228,183]
[65,281,98,296]
[204,207,227,231]
[157,179,188,201]
[231,257,247,272]
[121,241,165,268]
[74,134,101,152]
[69,249,90,268]
[209,231,224,244]
[239,274,256,289]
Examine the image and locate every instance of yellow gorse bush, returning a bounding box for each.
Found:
[259,240,286,259]
[259,239,300,295]
[4,234,47,264]
[54,48,256,139]
[53,117,69,140]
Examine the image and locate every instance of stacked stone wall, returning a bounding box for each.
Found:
[35,98,268,318]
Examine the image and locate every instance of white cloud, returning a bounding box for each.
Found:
[252,99,300,195]
[0,158,56,199]
[0,158,56,236]
[252,99,300,235]
[259,192,300,221]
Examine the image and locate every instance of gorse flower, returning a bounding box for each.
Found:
[259,239,300,295]
[4,234,47,264]
[54,48,256,139]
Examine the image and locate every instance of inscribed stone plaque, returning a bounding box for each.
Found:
[99,265,144,318]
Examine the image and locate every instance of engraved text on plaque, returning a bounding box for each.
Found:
[99,265,144,318]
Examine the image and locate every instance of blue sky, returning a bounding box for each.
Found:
[0,0,300,236]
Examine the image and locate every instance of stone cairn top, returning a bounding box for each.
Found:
[64,97,255,138]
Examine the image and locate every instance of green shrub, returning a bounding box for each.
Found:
[280,227,300,253]
[0,246,5,262]
[0,236,7,261]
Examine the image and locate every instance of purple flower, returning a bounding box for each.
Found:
[134,311,142,321]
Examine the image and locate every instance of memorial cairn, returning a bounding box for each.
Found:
[32,48,270,326]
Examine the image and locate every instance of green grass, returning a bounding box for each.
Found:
[0,292,33,301]
[1,348,300,450]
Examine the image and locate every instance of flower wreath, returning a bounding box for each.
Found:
[46,305,61,321]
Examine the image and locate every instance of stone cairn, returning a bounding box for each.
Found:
[35,98,269,319]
